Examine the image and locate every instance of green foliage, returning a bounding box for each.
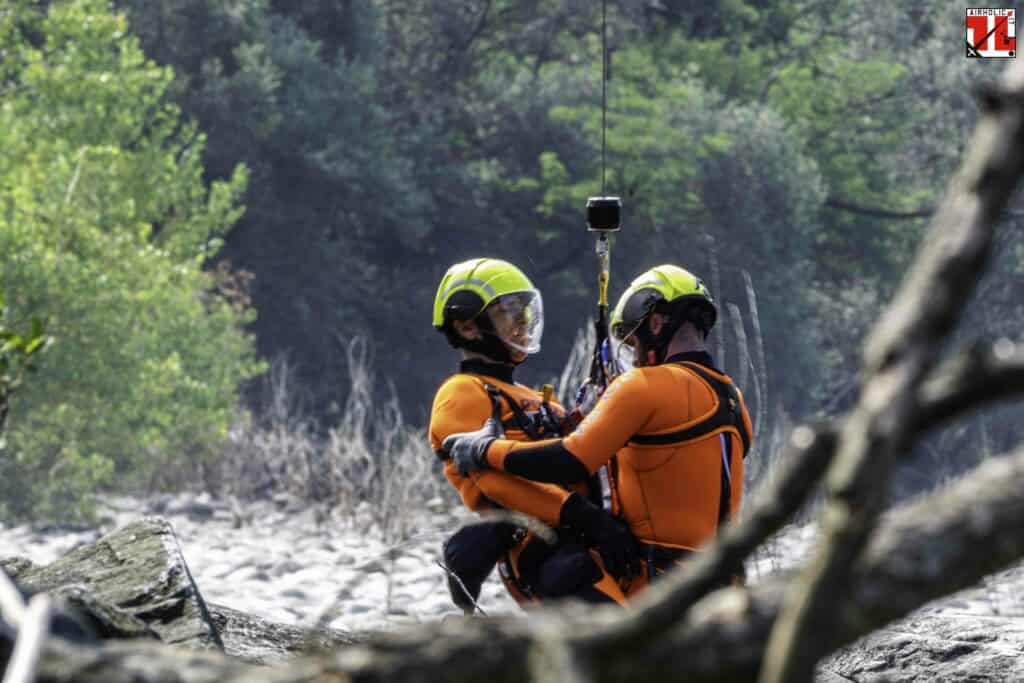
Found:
[526,42,827,410]
[0,0,262,520]
[0,291,51,437]
[0,0,1008,518]
[117,0,443,412]
[100,0,1018,452]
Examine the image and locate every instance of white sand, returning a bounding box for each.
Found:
[2,494,1021,639]
[0,494,519,633]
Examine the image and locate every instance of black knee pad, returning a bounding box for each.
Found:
[534,544,602,599]
[442,522,516,610]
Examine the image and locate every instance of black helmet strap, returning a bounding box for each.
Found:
[633,310,683,365]
[440,291,518,364]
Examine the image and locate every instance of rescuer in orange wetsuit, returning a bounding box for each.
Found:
[430,258,635,609]
[443,264,753,590]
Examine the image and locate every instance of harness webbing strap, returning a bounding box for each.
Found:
[718,432,732,528]
[484,383,504,423]
[482,382,543,440]
[628,362,751,456]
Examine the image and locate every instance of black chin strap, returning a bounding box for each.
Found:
[635,315,682,365]
[460,313,516,364]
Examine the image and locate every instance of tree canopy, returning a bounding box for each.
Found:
[0,0,261,518]
[106,0,1020,430]
[3,0,1024,514]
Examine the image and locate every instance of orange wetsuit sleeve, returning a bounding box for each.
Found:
[486,369,657,477]
[429,376,571,526]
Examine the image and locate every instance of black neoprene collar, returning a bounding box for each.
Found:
[459,358,516,384]
[662,350,719,372]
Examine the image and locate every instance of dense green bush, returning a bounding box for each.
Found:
[0,291,50,438]
[0,0,263,520]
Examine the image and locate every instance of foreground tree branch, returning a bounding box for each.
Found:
[918,339,1024,424]
[632,443,1024,683]
[26,444,1024,683]
[581,335,1024,658]
[761,59,1024,683]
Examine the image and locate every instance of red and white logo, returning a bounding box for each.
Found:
[967,9,1016,58]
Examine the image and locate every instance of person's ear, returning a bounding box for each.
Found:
[453,319,482,341]
[647,312,664,336]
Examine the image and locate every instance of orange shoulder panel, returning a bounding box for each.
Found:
[558,368,662,473]
[429,374,491,451]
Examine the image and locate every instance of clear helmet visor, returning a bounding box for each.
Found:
[612,336,638,373]
[485,290,543,354]
[610,317,646,369]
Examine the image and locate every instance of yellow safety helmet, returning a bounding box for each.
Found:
[611,264,716,342]
[433,258,543,355]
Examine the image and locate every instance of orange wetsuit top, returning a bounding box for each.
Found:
[484,352,753,551]
[429,359,573,526]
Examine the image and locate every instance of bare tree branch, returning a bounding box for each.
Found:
[918,339,1024,425]
[578,335,1024,660]
[631,444,1024,683]
[824,196,933,220]
[760,59,1024,683]
[27,444,1024,683]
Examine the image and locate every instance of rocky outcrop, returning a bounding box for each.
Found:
[0,557,35,578]
[207,602,356,664]
[2,516,357,670]
[10,517,222,649]
[821,591,1024,682]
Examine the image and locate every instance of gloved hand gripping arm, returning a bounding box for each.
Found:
[448,370,656,484]
[442,418,504,477]
[443,430,591,483]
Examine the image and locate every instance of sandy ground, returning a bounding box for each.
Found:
[0,494,522,632]
[2,494,1018,640]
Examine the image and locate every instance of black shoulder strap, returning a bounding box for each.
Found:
[482,382,542,441]
[628,362,751,456]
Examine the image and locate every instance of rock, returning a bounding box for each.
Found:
[355,558,385,573]
[822,614,1024,682]
[4,517,368,671]
[3,564,141,645]
[164,500,217,521]
[206,602,358,665]
[50,585,158,641]
[0,556,36,579]
[144,494,171,515]
[13,517,222,650]
[270,559,304,577]
[34,639,261,683]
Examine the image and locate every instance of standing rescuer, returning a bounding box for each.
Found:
[443,264,753,590]
[430,257,636,610]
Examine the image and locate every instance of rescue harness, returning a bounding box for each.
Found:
[479,379,566,601]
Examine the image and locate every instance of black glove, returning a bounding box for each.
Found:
[559,493,638,580]
[441,418,504,476]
